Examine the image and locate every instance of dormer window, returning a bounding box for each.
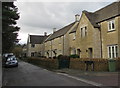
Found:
[108,19,115,31]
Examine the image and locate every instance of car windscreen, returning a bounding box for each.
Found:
[7,55,14,57]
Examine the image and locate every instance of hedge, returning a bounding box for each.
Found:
[69,58,120,71]
[69,54,79,58]
[21,57,120,71]
[26,57,59,70]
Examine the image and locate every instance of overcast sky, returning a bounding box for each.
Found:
[14,0,117,44]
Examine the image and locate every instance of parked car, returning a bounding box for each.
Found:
[2,54,18,67]
[3,53,14,58]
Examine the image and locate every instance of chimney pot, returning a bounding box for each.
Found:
[75,14,80,22]
[53,28,56,33]
[44,32,47,36]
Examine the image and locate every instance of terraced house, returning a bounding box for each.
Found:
[27,34,47,57]
[27,1,120,59]
[69,2,120,59]
[44,15,79,58]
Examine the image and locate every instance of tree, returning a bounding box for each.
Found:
[12,44,23,57]
[2,2,20,53]
[12,43,27,57]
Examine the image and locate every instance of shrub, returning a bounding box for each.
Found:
[69,54,79,58]
[57,54,63,59]
[26,58,59,69]
[63,55,70,59]
[57,55,70,60]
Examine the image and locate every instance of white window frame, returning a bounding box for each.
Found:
[107,45,118,59]
[108,19,115,31]
[80,26,87,38]
[72,48,76,54]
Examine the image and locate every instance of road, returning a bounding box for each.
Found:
[2,60,94,86]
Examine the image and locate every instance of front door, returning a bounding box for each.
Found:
[77,49,81,58]
[88,48,93,58]
[31,52,35,57]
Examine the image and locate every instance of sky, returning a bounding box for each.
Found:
[14,0,117,44]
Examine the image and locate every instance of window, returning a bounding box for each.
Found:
[50,41,52,46]
[108,45,118,59]
[81,26,87,38]
[108,19,115,31]
[31,44,35,48]
[31,52,35,57]
[72,48,76,54]
[59,37,62,44]
[73,33,76,40]
[59,50,62,54]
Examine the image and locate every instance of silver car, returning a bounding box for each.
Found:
[5,56,18,67]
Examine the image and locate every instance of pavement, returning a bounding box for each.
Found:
[53,68,119,87]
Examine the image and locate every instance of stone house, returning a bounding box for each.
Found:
[44,15,79,58]
[26,1,120,59]
[27,34,47,57]
[22,45,27,57]
[69,2,120,59]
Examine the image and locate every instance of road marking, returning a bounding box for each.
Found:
[57,73,103,86]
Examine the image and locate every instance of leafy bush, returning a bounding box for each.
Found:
[57,54,63,59]
[57,55,70,60]
[69,54,79,58]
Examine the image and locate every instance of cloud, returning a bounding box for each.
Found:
[14,1,115,44]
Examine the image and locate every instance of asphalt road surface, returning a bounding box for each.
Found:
[2,60,98,86]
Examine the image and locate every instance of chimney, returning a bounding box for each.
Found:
[75,14,80,22]
[44,32,47,36]
[53,28,56,33]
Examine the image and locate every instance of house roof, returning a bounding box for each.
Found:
[29,35,48,44]
[69,23,79,33]
[22,45,27,49]
[44,34,52,42]
[94,2,120,23]
[45,22,75,41]
[83,1,120,28]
